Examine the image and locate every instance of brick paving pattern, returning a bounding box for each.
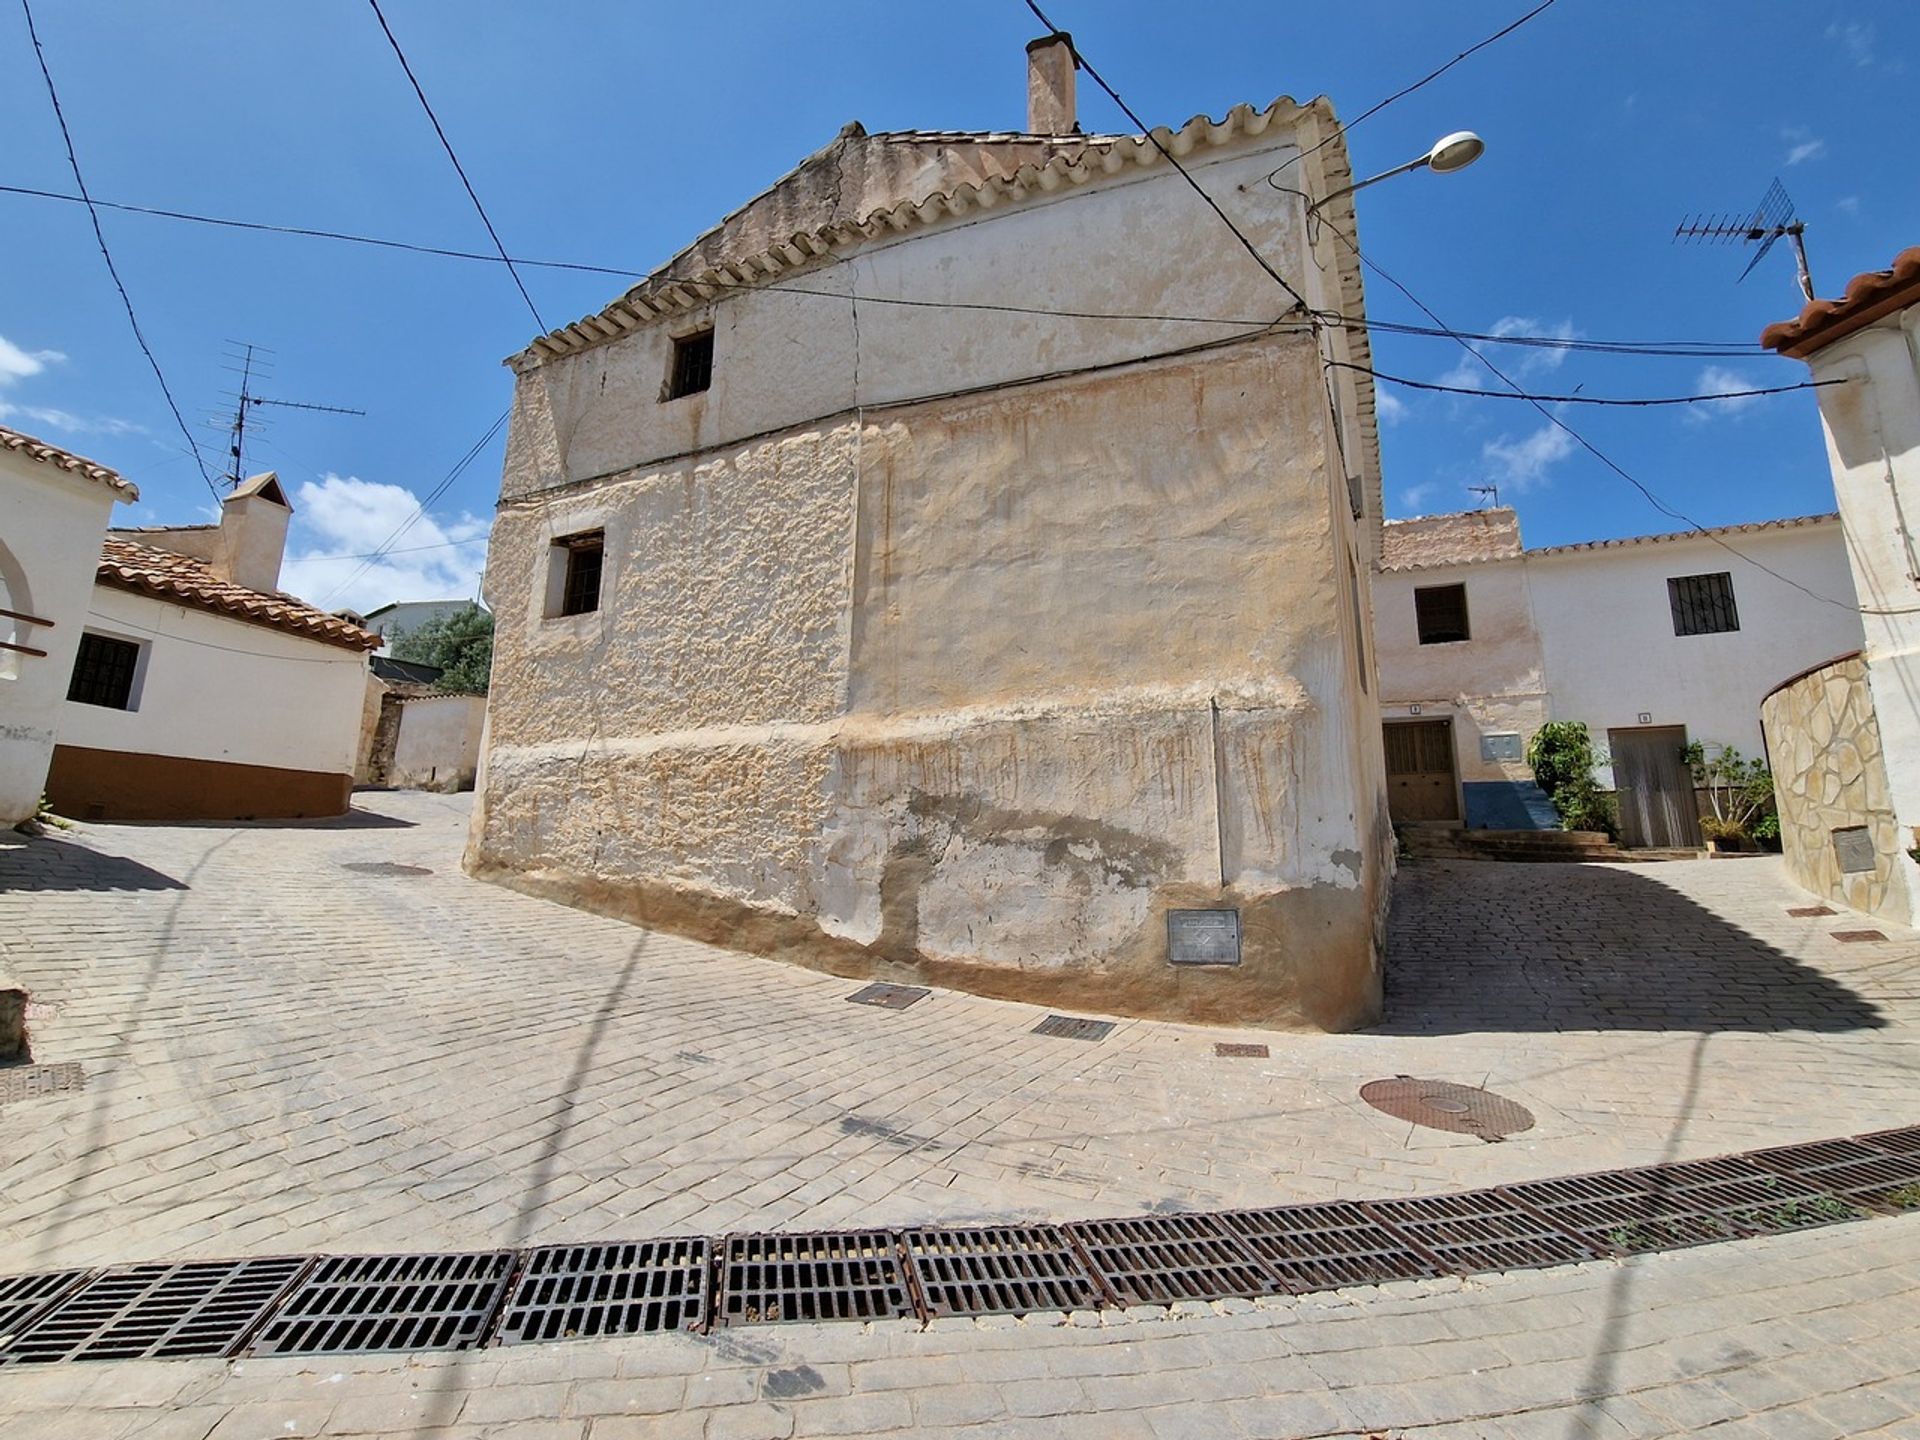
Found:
[2,794,1918,1433]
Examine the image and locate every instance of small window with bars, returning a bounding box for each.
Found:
[67,632,141,710]
[1414,583,1470,645]
[665,329,713,400]
[557,532,604,617]
[1668,571,1739,636]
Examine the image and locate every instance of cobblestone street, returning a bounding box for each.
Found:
[3,791,1918,1435]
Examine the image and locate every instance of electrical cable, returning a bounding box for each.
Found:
[365,0,546,331]
[17,0,221,502]
[1327,362,1842,407]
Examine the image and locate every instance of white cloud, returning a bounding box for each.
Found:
[1397,482,1436,512]
[1438,315,1580,390]
[1375,388,1409,425]
[1827,20,1875,66]
[0,400,146,437]
[277,474,490,616]
[1782,126,1826,166]
[0,334,64,387]
[1686,365,1764,424]
[1838,194,1861,217]
[1481,422,1575,492]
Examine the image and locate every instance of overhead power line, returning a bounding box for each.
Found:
[365,0,546,331]
[17,0,220,501]
[1329,363,1841,407]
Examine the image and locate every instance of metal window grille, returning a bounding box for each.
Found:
[667,330,713,399]
[1668,572,1739,636]
[66,633,140,710]
[559,534,604,617]
[1414,584,1470,644]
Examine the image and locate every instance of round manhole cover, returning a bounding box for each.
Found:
[1360,1077,1534,1140]
[340,862,434,877]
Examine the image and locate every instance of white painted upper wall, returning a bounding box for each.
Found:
[0,455,124,823]
[58,587,366,777]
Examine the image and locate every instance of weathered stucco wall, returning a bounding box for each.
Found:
[1762,652,1918,923]
[390,693,487,791]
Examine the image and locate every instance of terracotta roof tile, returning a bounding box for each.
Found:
[1525,512,1839,557]
[97,538,379,652]
[1761,247,1920,359]
[0,424,138,501]
[1381,508,1523,571]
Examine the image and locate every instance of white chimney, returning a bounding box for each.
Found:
[1026,33,1078,136]
[216,472,292,593]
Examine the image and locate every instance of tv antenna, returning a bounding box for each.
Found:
[219,342,365,488]
[1675,178,1815,302]
[1468,484,1499,509]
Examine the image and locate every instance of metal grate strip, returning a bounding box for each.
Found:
[1367,1191,1596,1274]
[1032,1015,1114,1042]
[903,1225,1103,1317]
[0,1271,93,1351]
[248,1251,515,1357]
[716,1232,912,1327]
[1065,1214,1279,1305]
[1856,1125,1920,1157]
[495,1239,708,1345]
[1221,1202,1439,1293]
[0,1257,309,1365]
[1748,1137,1920,1211]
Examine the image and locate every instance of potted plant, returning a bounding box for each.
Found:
[1700,815,1748,854]
[1683,742,1775,855]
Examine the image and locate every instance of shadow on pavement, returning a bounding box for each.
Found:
[1377,859,1887,1034]
[0,833,187,892]
[90,806,416,831]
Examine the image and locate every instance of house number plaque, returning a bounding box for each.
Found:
[1167,909,1242,966]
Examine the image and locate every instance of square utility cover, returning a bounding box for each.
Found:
[1167,909,1241,966]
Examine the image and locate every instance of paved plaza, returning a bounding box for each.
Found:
[2,792,1918,1435]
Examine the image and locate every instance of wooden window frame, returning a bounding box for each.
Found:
[664,329,714,400]
[1414,582,1471,645]
[554,531,605,618]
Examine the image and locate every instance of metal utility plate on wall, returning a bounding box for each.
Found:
[1167,909,1241,967]
[1832,826,1876,875]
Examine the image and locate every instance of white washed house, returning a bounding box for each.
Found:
[1374,507,1863,847]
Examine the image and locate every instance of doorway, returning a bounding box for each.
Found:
[1607,725,1702,848]
[1384,719,1460,823]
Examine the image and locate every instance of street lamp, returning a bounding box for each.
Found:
[1307,131,1485,217]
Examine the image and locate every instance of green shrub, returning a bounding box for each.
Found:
[1525,722,1619,838]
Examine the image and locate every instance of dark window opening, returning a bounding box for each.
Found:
[558,532,605,617]
[1668,571,1739,636]
[1348,554,1369,693]
[68,632,140,710]
[666,330,713,399]
[1414,583,1470,645]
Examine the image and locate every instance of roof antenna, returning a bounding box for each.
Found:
[217,341,366,489]
[1675,178,1816,302]
[1468,484,1499,509]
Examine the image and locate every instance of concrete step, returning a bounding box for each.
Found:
[1399,826,1631,864]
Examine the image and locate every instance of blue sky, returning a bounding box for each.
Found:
[2,1,1914,612]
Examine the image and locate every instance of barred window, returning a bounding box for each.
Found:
[68,632,141,710]
[1414,583,1470,645]
[557,532,604,617]
[1668,572,1739,637]
[666,329,713,399]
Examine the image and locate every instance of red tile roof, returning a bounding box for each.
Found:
[97,538,379,652]
[1761,247,1920,359]
[0,424,138,500]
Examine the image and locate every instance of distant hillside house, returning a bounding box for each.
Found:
[1373,507,1862,847]
[49,471,381,821]
[468,37,1395,1030]
[363,598,483,653]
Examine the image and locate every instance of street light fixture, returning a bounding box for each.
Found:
[1307,131,1485,217]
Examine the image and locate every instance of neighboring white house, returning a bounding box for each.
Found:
[0,426,138,825]
[466,36,1394,1030]
[1374,507,1864,846]
[46,472,382,821]
[362,599,481,653]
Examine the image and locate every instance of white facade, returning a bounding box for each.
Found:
[388,693,486,791]
[363,599,480,651]
[0,445,132,824]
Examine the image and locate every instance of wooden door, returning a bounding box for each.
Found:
[1384,720,1459,823]
[1608,726,1701,848]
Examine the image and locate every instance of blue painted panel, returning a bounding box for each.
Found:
[1462,781,1559,831]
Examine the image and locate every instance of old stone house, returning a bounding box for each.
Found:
[468,38,1392,1029]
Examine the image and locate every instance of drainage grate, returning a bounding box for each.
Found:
[1221,1202,1438,1293]
[1032,1015,1115,1042]
[0,1063,84,1107]
[1857,1125,1920,1156]
[1504,1156,1845,1254]
[1360,1077,1534,1141]
[1214,1043,1270,1058]
[1831,929,1888,943]
[903,1225,1104,1318]
[0,1257,309,1365]
[248,1251,514,1356]
[715,1232,912,1326]
[1786,905,1837,917]
[1064,1214,1279,1305]
[340,862,433,877]
[846,983,929,1011]
[0,1271,92,1349]
[495,1240,707,1345]
[1748,1137,1920,1212]
[1365,1192,1596,1274]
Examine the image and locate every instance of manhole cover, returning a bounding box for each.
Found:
[845,983,928,1011]
[1032,1015,1114,1042]
[1360,1077,1534,1141]
[0,1063,84,1107]
[340,862,433,877]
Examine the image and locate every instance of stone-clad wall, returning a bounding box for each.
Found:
[1761,653,1907,920]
